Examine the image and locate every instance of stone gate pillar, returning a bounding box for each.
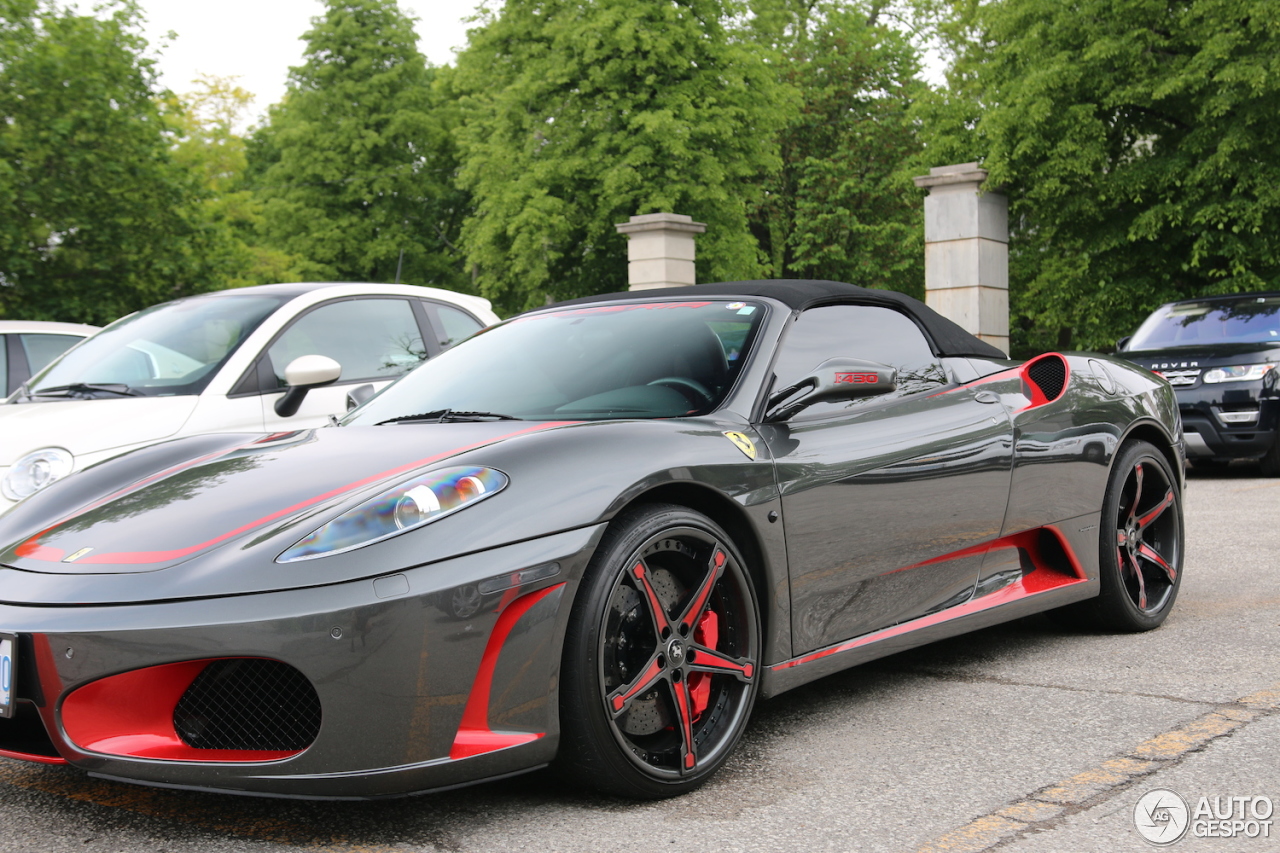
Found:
[614,212,707,291]
[912,163,1009,356]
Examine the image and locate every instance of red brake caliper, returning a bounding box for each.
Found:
[688,608,719,719]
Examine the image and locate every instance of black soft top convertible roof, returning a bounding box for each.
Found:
[551,279,1008,360]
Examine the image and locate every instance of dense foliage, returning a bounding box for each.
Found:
[449,0,790,313]
[14,0,1270,348]
[246,0,468,289]
[926,0,1280,353]
[749,0,927,298]
[1,0,937,322]
[0,0,229,323]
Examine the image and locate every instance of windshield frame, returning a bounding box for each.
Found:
[343,298,772,425]
[24,294,287,399]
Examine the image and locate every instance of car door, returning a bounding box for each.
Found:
[758,304,1014,654]
[250,297,434,430]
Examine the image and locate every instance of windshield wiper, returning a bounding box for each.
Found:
[376,409,520,425]
[31,383,141,399]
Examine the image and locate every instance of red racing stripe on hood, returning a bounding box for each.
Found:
[19,421,576,566]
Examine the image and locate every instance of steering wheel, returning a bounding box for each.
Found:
[647,377,714,408]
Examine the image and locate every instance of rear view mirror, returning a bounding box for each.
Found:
[275,355,342,417]
[765,358,896,421]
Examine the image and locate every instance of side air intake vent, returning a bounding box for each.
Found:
[1025,354,1068,403]
[173,659,321,751]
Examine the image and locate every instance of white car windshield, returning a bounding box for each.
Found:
[26,295,284,398]
[346,299,766,423]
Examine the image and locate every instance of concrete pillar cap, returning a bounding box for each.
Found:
[614,212,708,235]
[913,162,990,190]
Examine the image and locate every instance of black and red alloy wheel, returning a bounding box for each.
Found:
[1061,439,1184,632]
[559,504,759,798]
[1114,451,1181,616]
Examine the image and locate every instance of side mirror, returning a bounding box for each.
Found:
[274,355,342,418]
[1115,336,1131,352]
[765,358,897,421]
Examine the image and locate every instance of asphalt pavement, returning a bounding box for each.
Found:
[0,466,1276,853]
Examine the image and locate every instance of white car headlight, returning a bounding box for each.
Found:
[277,466,508,562]
[2,448,75,501]
[1202,364,1274,384]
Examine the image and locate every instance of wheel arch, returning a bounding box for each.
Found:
[603,482,776,661]
[1118,419,1184,490]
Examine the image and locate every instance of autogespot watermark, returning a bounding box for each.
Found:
[1134,788,1275,845]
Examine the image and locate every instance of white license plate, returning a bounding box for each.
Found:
[0,633,15,718]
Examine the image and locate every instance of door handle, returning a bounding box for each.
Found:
[974,390,1000,404]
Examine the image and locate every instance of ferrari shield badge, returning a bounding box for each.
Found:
[723,431,757,460]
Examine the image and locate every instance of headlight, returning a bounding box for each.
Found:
[277,466,508,562]
[1202,364,1274,384]
[2,448,74,501]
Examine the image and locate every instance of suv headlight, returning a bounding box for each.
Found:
[278,466,508,562]
[2,448,74,501]
[1202,364,1274,384]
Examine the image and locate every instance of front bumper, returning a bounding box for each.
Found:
[1177,392,1280,460]
[0,524,603,799]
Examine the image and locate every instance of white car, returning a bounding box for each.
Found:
[0,282,497,509]
[0,320,100,398]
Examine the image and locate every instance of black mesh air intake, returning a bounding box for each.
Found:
[1027,355,1067,402]
[173,659,320,751]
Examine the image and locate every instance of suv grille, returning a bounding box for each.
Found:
[1153,368,1201,387]
[173,659,321,751]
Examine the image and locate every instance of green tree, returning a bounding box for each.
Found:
[0,0,230,323]
[747,1,928,297]
[169,75,305,286]
[452,0,790,314]
[926,0,1280,353]
[248,0,467,289]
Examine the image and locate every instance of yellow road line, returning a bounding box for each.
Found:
[915,681,1280,853]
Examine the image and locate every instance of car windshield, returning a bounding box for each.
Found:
[27,295,284,397]
[345,299,766,423]
[1128,296,1280,350]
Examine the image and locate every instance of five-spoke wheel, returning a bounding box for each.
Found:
[1067,440,1184,631]
[558,504,759,797]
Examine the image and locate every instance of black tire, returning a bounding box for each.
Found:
[557,503,760,798]
[1260,439,1280,477]
[1063,440,1184,631]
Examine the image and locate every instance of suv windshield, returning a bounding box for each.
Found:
[27,295,284,398]
[1129,296,1280,350]
[346,299,765,423]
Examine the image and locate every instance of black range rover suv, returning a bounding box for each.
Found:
[1117,292,1280,474]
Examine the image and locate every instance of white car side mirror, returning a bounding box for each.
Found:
[284,354,342,388]
[276,355,342,418]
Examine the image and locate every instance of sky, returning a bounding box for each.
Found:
[137,0,486,127]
